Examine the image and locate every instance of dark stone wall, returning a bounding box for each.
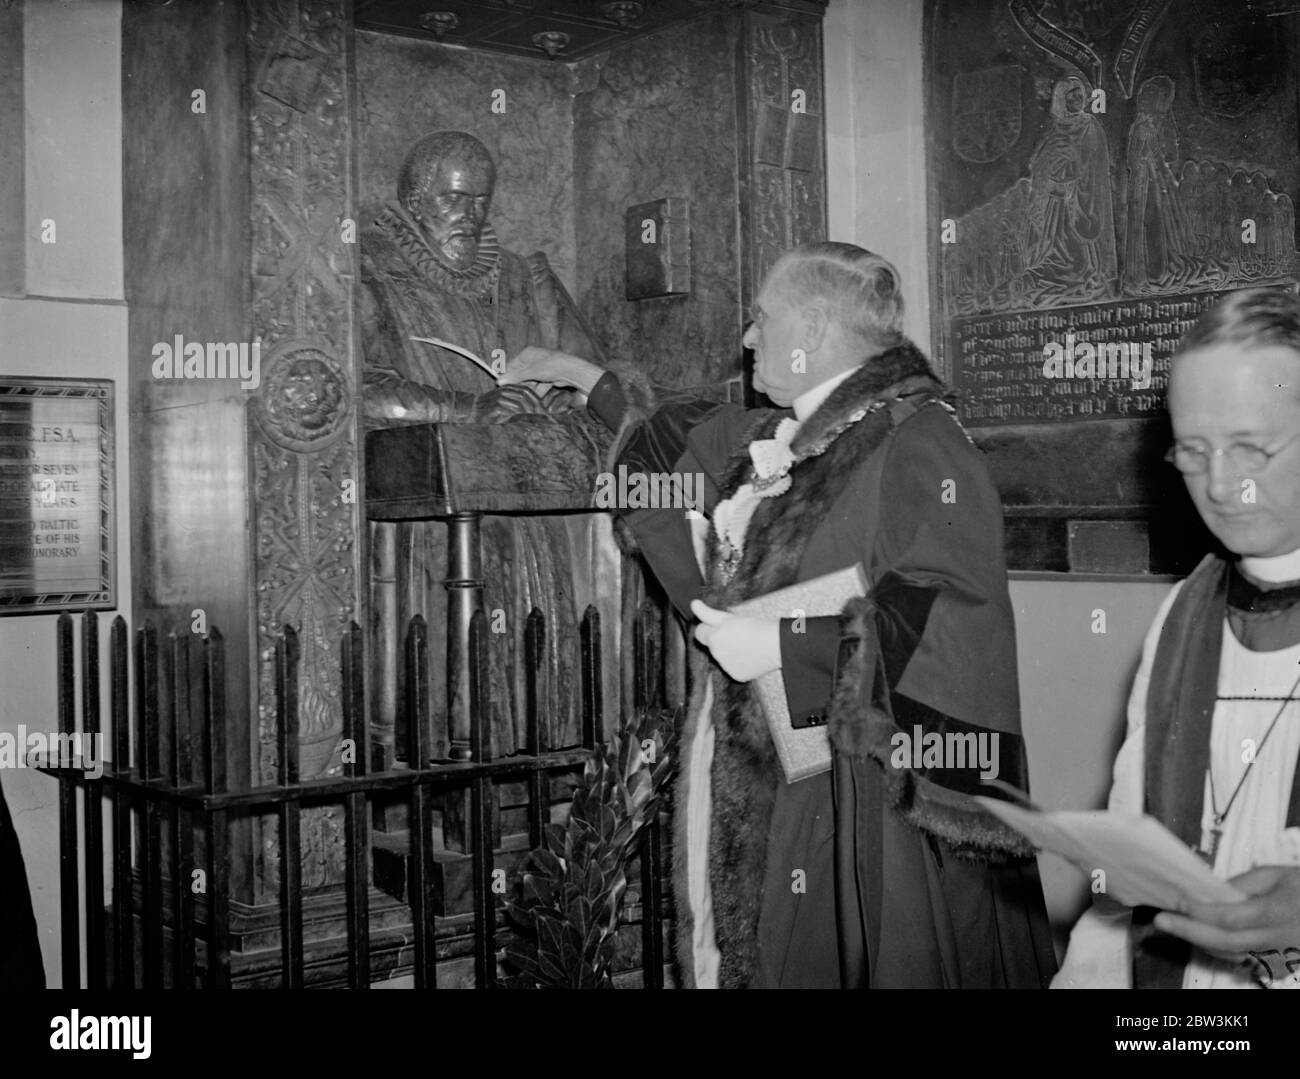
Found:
[925,0,1299,571]
[573,14,744,387]
[356,15,746,389]
[122,0,255,803]
[355,31,578,290]
[0,2,23,298]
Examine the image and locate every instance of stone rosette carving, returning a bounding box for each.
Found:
[252,338,353,452]
[248,0,359,893]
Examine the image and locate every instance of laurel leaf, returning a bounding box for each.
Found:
[501,706,680,988]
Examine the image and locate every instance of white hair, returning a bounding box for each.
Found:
[773,242,905,352]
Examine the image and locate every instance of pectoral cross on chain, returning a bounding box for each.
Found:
[1197,819,1224,866]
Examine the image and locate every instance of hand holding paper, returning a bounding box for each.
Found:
[1153,865,1300,956]
[973,798,1246,911]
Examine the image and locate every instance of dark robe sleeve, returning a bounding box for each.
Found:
[585,371,628,430]
[780,615,841,727]
[827,402,1035,838]
[871,405,1026,790]
[779,404,1020,746]
[828,405,1056,988]
[587,374,768,619]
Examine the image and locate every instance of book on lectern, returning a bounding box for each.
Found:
[729,562,869,783]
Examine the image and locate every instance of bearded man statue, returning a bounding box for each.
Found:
[362,131,618,782]
[362,129,605,420]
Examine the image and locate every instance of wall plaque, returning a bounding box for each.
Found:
[952,287,1234,424]
[0,378,114,614]
[625,197,692,300]
[925,0,1300,571]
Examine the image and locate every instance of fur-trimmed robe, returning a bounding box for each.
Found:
[607,343,1058,988]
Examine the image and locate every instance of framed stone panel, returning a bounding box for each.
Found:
[925,0,1300,572]
[0,377,115,614]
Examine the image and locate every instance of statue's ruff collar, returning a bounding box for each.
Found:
[375,203,502,301]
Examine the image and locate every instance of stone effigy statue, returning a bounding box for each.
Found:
[362,130,617,767]
[362,129,605,422]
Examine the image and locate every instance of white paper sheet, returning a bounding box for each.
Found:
[974,798,1246,909]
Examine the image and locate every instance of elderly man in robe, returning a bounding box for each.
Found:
[1055,286,1300,989]
[506,241,1057,988]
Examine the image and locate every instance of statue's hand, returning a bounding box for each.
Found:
[473,383,549,423]
[502,346,606,396]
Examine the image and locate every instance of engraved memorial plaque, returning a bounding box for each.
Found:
[927,0,1300,571]
[0,378,114,613]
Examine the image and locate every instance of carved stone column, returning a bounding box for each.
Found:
[246,0,364,895]
[737,1,829,316]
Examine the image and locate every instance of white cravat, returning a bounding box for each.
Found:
[1241,546,1300,583]
[710,367,861,565]
[711,418,800,564]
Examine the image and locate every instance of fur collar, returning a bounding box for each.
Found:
[703,344,948,599]
[789,340,938,456]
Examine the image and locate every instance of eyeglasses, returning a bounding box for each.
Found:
[1164,431,1300,475]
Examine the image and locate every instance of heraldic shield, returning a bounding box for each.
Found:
[1192,17,1281,119]
[952,64,1024,164]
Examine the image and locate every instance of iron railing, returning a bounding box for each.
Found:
[43,597,677,988]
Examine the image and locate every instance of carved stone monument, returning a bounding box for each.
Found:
[122,0,829,984]
[927,0,1300,572]
[361,130,618,780]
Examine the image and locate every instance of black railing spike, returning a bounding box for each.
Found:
[342,620,370,988]
[204,626,227,796]
[524,608,544,755]
[580,605,602,748]
[81,610,105,989]
[108,615,132,989]
[276,624,301,787]
[405,614,429,768]
[468,608,492,765]
[55,612,79,988]
[42,575,678,990]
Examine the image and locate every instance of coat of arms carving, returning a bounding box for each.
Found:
[952,64,1024,163]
